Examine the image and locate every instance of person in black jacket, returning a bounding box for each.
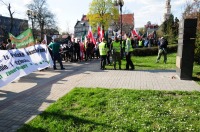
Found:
[74,39,80,62]
[156,37,168,64]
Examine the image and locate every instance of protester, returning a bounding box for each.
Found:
[95,38,100,59]
[62,40,70,62]
[138,38,143,48]
[79,41,85,61]
[0,41,7,50]
[6,39,13,50]
[74,39,81,62]
[156,37,168,64]
[144,38,149,47]
[48,38,65,70]
[106,38,112,65]
[99,38,108,70]
[85,38,93,61]
[111,36,121,70]
[67,36,74,62]
[12,44,17,49]
[125,33,135,70]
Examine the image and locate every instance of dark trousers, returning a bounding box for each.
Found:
[53,52,64,69]
[106,51,111,65]
[86,48,92,61]
[100,55,107,69]
[157,49,167,63]
[125,52,134,70]
[74,50,80,62]
[112,52,121,69]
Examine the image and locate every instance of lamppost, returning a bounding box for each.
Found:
[118,0,124,58]
[26,10,37,38]
[80,22,86,41]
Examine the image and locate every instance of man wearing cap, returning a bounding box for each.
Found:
[156,37,168,64]
[111,36,121,70]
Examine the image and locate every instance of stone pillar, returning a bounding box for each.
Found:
[176,18,197,80]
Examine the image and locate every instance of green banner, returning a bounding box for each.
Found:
[9,28,35,48]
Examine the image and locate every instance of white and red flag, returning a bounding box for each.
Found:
[87,26,96,45]
[132,29,141,39]
[97,25,104,42]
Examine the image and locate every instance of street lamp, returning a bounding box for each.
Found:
[27,10,37,38]
[118,0,124,58]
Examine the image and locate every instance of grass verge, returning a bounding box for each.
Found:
[18,88,200,131]
[106,53,200,84]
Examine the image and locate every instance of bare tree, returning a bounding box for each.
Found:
[18,21,28,34]
[27,0,57,40]
[182,0,200,19]
[0,0,14,36]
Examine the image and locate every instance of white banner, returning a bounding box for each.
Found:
[0,44,53,88]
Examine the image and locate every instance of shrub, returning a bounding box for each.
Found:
[194,29,200,64]
[132,44,178,56]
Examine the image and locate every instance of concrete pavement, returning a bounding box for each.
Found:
[0,59,200,131]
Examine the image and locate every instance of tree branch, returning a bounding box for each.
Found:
[0,0,8,6]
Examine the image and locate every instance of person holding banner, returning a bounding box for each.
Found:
[0,41,7,50]
[6,39,13,50]
[48,38,65,70]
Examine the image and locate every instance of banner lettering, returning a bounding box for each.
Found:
[0,44,53,88]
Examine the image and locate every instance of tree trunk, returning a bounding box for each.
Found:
[8,4,14,34]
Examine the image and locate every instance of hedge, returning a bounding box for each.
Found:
[132,44,178,56]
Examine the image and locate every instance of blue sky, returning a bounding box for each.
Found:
[0,0,193,33]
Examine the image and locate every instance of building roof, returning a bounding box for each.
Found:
[122,14,134,25]
[81,15,88,21]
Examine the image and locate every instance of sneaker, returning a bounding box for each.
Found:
[54,68,57,70]
[61,67,65,70]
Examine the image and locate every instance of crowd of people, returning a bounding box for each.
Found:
[0,34,168,71]
[49,33,138,70]
[0,39,16,50]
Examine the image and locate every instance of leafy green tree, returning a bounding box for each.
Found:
[87,0,119,32]
[161,14,179,44]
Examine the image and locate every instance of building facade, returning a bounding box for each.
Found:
[74,15,89,40]
[0,15,28,41]
[144,21,159,37]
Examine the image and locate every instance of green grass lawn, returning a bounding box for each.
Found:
[18,88,200,132]
[106,53,200,84]
[106,53,177,70]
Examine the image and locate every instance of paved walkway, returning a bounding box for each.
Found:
[0,59,200,131]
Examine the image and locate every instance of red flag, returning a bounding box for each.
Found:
[132,29,141,39]
[87,26,96,45]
